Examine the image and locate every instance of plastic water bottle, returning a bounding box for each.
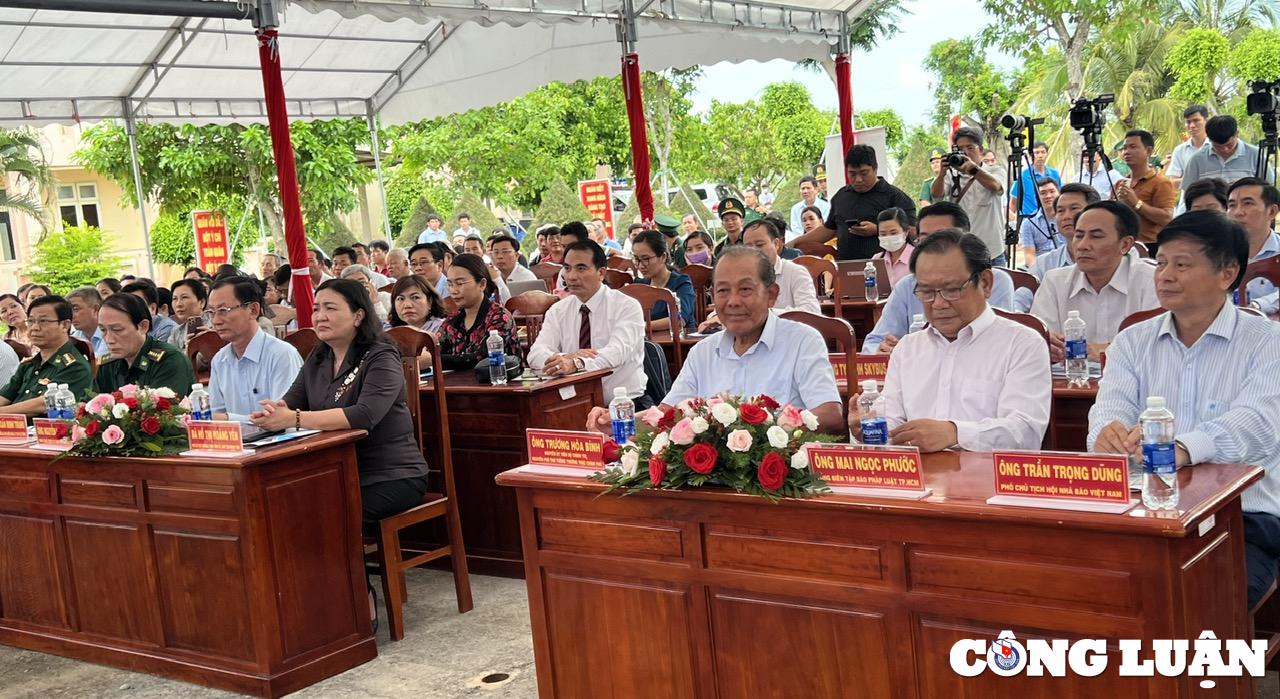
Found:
[857,379,888,445]
[56,384,76,419]
[608,387,635,445]
[1064,310,1088,387]
[189,383,212,421]
[44,383,59,419]
[487,330,507,385]
[909,314,926,334]
[863,261,879,302]
[1141,396,1179,510]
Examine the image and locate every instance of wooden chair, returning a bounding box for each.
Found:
[378,283,395,294]
[680,264,713,324]
[441,296,459,315]
[4,338,31,359]
[795,241,837,259]
[266,304,296,329]
[619,284,685,371]
[1118,307,1166,332]
[69,337,96,377]
[531,262,562,283]
[1240,256,1280,307]
[505,291,559,347]
[792,255,837,299]
[604,269,633,290]
[185,330,228,384]
[606,256,633,272]
[780,311,856,405]
[374,327,473,640]
[994,309,1051,353]
[1135,242,1150,258]
[283,328,318,360]
[1004,268,1040,296]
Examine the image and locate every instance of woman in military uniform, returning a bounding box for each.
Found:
[93,293,196,398]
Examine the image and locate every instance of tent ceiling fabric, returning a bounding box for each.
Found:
[0,0,866,127]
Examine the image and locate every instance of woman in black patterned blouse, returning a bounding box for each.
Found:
[437,254,523,370]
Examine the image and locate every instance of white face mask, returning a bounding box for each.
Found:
[879,234,906,252]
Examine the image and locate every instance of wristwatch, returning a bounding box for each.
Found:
[1134,200,1144,211]
[573,356,586,372]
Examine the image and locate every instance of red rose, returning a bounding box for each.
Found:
[141,416,162,435]
[155,397,170,411]
[684,442,718,474]
[757,394,780,410]
[112,391,124,401]
[76,405,86,418]
[602,439,622,464]
[122,397,139,410]
[758,453,787,492]
[649,455,667,485]
[84,420,100,436]
[740,403,768,426]
[657,408,678,431]
[52,422,69,440]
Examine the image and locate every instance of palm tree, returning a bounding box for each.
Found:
[0,128,54,224]
[1161,0,1279,41]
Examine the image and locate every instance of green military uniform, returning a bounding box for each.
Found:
[920,148,946,204]
[0,341,92,405]
[713,196,747,257]
[93,334,196,398]
[653,214,688,269]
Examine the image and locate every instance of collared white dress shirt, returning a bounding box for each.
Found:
[503,264,538,284]
[1030,256,1159,342]
[882,307,1051,451]
[527,285,647,400]
[774,257,822,316]
[1089,301,1280,518]
[1246,232,1280,314]
[663,313,839,409]
[208,327,305,423]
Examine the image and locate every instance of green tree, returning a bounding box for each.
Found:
[893,126,948,193]
[858,108,906,156]
[923,38,1021,139]
[531,176,592,231]
[701,100,784,191]
[643,68,703,201]
[0,128,54,224]
[1229,28,1280,84]
[1166,27,1232,105]
[1160,0,1279,40]
[383,167,428,238]
[28,226,124,292]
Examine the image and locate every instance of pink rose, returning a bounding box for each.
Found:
[119,384,138,398]
[638,405,665,428]
[85,393,115,415]
[676,399,696,417]
[180,413,193,427]
[669,418,695,445]
[726,429,753,453]
[102,425,125,445]
[777,404,804,431]
[71,425,86,443]
[706,397,723,409]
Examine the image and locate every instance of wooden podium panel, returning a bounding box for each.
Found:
[0,431,373,698]
[499,452,1262,698]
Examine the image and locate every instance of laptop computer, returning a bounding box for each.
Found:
[507,279,550,297]
[834,259,892,299]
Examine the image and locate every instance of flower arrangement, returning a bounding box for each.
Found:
[591,394,839,501]
[65,384,192,457]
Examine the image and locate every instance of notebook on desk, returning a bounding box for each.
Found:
[834,259,892,299]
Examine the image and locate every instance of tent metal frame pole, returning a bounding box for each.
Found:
[365,102,393,241]
[122,99,156,279]
[0,0,249,19]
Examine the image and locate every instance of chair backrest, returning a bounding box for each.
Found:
[441,295,459,315]
[1118,307,1167,332]
[606,256,633,272]
[1240,256,1280,307]
[994,309,1051,352]
[618,284,684,371]
[603,269,633,290]
[4,338,31,359]
[283,328,319,360]
[1004,268,1040,295]
[779,311,856,392]
[185,330,229,384]
[795,241,836,259]
[792,256,837,299]
[378,283,395,294]
[641,340,672,407]
[531,262,562,282]
[505,290,559,346]
[389,327,458,505]
[69,337,97,377]
[387,326,431,449]
[267,304,296,329]
[679,264,713,324]
[1135,242,1150,258]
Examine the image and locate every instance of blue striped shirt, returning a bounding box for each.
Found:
[1088,301,1280,517]
[861,270,1016,353]
[208,328,305,423]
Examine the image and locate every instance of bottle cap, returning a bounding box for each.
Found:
[489,329,500,336]
[1067,310,1081,318]
[1146,396,1165,409]
[860,379,878,392]
[912,314,924,323]
[191,383,202,391]
[613,387,628,398]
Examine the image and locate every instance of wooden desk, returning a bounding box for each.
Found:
[418,369,607,577]
[1049,378,1100,451]
[500,454,1262,698]
[0,432,374,698]
[820,297,885,340]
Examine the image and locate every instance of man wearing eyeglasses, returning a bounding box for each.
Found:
[0,295,92,415]
[205,277,303,424]
[489,234,537,283]
[849,230,1051,452]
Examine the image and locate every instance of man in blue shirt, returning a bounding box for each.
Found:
[1089,210,1280,609]
[206,276,304,423]
[1009,141,1061,217]
[417,214,448,245]
[67,286,109,358]
[861,202,1017,354]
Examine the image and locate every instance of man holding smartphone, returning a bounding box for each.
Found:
[787,145,916,260]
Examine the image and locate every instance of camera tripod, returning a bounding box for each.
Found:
[1003,129,1054,267]
[1257,123,1278,183]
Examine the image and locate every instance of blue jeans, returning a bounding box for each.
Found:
[991,254,1008,268]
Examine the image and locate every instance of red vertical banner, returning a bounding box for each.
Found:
[192,210,229,274]
[578,179,616,240]
[836,53,855,155]
[622,53,654,224]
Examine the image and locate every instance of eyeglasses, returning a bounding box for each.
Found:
[632,255,659,266]
[912,273,980,303]
[202,303,250,321]
[446,278,474,289]
[26,318,65,328]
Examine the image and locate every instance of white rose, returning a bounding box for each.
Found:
[620,449,639,477]
[650,431,670,456]
[677,399,696,417]
[767,425,789,449]
[711,402,738,426]
[691,417,709,434]
[800,409,818,431]
[151,387,177,400]
[791,449,810,470]
[726,429,753,453]
[112,403,131,419]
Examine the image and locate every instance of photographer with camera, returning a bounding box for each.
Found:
[1009,142,1061,220]
[1181,116,1274,190]
[1114,129,1177,248]
[930,127,1009,266]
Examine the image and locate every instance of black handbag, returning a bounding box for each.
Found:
[473,355,523,384]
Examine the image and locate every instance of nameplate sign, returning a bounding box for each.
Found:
[183,420,250,458]
[523,429,604,476]
[806,444,930,499]
[31,418,71,451]
[829,355,889,384]
[0,414,30,444]
[988,451,1136,514]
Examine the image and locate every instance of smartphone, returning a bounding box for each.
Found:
[845,219,863,227]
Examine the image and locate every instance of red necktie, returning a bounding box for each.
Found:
[579,306,592,350]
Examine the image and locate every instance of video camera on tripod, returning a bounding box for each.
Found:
[1247,80,1280,181]
[1069,93,1115,146]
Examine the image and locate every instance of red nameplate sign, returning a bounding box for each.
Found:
[187,421,245,453]
[0,414,29,443]
[830,355,889,384]
[992,451,1130,505]
[526,429,604,470]
[32,418,71,448]
[807,444,926,493]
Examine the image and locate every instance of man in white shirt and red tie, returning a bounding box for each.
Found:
[849,229,1051,451]
[527,240,650,408]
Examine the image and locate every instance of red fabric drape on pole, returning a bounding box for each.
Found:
[836,54,855,155]
[257,28,314,328]
[621,53,654,223]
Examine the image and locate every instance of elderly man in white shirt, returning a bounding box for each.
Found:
[850,229,1051,452]
[1031,200,1159,363]
[527,240,649,407]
